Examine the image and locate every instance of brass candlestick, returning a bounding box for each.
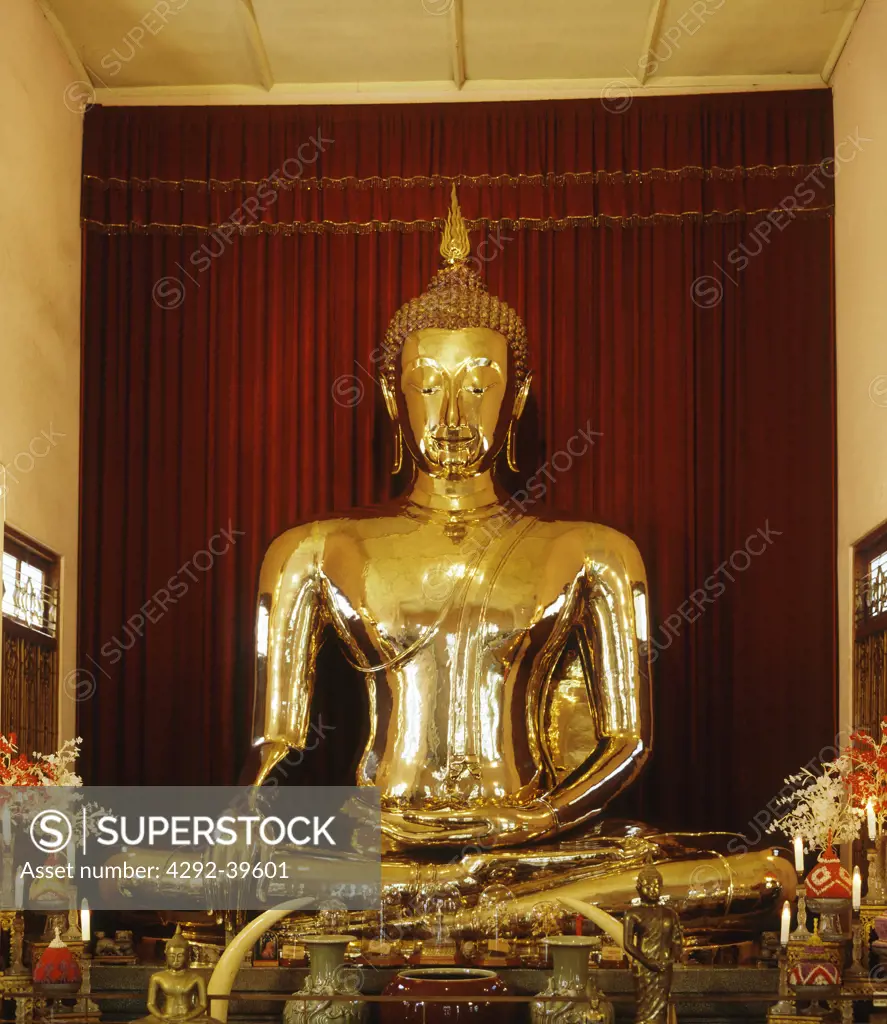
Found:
[7,911,29,976]
[868,837,886,902]
[790,886,811,941]
[0,840,14,909]
[770,950,795,1017]
[73,950,101,1017]
[63,905,82,943]
[846,917,865,978]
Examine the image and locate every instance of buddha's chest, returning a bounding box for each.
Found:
[322,521,581,660]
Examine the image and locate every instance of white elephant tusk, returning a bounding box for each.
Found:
[558,897,625,949]
[207,899,313,1023]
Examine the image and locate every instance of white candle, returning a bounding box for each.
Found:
[793,835,804,874]
[80,898,90,942]
[853,865,862,911]
[780,900,791,945]
[14,872,23,909]
[2,806,11,846]
[868,799,877,839]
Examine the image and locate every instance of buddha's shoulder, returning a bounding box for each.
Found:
[260,506,415,563]
[526,516,647,577]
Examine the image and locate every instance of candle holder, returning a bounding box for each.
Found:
[7,911,30,976]
[0,838,14,909]
[845,917,866,978]
[769,950,796,1018]
[868,838,886,903]
[72,949,101,1017]
[63,905,82,943]
[791,887,812,942]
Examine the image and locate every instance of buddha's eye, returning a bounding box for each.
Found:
[462,384,489,396]
[410,384,441,396]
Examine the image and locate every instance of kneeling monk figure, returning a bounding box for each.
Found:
[245,187,792,936]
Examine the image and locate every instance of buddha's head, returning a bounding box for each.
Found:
[380,188,531,480]
[164,926,189,971]
[637,860,664,905]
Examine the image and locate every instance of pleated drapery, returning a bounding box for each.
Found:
[78,92,836,836]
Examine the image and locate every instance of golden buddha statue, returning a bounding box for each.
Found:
[138,926,222,1024]
[243,186,793,934]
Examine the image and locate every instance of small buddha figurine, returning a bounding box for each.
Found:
[623,861,683,1024]
[138,927,222,1024]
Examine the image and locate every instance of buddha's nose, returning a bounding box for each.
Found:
[444,382,462,430]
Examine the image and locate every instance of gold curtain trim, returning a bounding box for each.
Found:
[82,164,831,193]
[81,207,834,236]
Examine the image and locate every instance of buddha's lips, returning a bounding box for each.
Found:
[426,433,480,460]
[431,433,474,446]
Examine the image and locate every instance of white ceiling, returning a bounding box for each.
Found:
[40,0,865,105]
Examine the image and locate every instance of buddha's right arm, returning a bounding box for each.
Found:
[145,979,162,1019]
[246,527,328,786]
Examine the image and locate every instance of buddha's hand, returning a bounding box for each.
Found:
[202,789,266,913]
[382,800,558,848]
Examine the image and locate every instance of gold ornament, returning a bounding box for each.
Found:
[439,183,471,264]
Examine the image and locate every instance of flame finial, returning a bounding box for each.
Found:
[439,184,471,265]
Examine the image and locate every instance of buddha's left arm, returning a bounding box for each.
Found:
[543,540,652,829]
[185,977,209,1021]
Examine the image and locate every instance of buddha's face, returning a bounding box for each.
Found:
[638,874,662,904]
[165,944,187,971]
[394,327,514,478]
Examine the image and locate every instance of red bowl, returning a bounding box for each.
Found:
[381,967,509,1024]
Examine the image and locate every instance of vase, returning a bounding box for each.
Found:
[283,935,364,1024]
[381,966,509,1024]
[532,936,614,1024]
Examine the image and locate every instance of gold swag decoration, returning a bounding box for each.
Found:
[379,185,530,389]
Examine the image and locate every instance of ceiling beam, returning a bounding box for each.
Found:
[35,0,97,87]
[637,0,668,85]
[822,0,867,83]
[92,74,829,107]
[236,0,275,92]
[449,0,466,90]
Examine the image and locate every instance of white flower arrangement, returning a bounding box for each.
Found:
[0,735,83,787]
[0,736,108,843]
[766,758,862,851]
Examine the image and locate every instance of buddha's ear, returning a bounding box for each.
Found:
[513,373,532,421]
[380,375,399,422]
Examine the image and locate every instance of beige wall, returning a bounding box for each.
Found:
[833,0,887,736]
[0,0,83,745]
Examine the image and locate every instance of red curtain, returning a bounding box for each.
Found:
[79,92,836,837]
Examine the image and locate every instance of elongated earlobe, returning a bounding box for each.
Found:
[507,373,532,471]
[381,375,403,474]
[506,422,519,472]
[391,424,403,475]
[514,373,532,420]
